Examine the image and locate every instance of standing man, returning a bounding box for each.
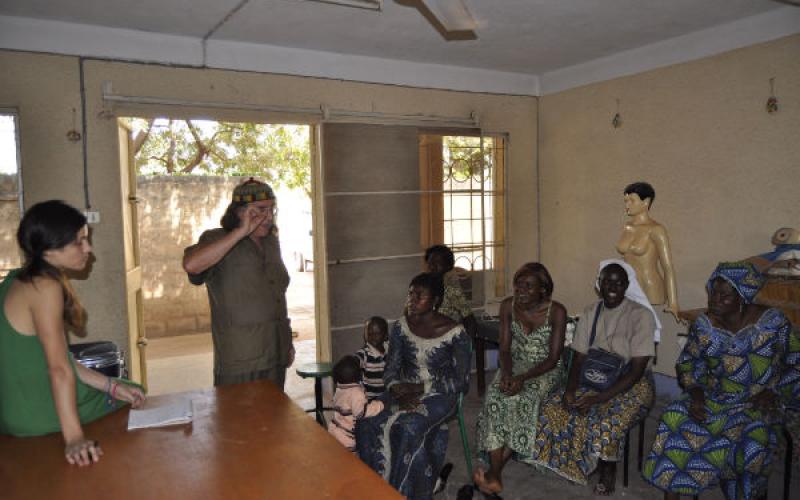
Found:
[183,178,294,388]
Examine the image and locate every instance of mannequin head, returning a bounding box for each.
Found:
[623,182,655,211]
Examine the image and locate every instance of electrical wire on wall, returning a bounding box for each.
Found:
[79,57,91,210]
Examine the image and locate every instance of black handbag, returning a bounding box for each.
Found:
[579,303,630,391]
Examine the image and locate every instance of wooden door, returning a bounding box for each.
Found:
[117,120,147,387]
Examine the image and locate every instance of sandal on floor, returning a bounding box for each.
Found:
[433,463,453,495]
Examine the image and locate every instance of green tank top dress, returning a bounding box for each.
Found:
[0,270,120,437]
[475,301,565,463]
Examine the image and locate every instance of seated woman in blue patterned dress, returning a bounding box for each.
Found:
[643,261,798,500]
[356,272,472,500]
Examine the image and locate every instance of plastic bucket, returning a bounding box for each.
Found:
[68,341,125,378]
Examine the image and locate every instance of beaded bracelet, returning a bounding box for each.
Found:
[106,377,118,409]
[111,381,119,407]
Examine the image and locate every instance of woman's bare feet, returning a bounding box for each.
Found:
[473,467,503,495]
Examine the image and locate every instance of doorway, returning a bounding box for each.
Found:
[119,117,318,406]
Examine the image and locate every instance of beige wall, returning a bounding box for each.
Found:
[539,34,800,374]
[0,51,538,361]
[137,176,244,339]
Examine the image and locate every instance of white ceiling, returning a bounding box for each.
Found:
[1,0,798,95]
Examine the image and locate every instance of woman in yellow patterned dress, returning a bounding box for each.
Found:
[532,260,658,495]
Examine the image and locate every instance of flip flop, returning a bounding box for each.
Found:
[433,462,453,495]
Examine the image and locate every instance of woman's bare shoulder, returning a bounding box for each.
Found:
[20,276,63,303]
[550,300,568,317]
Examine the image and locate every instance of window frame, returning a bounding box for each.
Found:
[0,109,24,278]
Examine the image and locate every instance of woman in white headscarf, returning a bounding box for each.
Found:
[531,260,657,496]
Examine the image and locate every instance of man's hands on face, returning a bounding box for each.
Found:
[236,206,268,238]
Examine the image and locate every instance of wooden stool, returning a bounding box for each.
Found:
[296,362,334,427]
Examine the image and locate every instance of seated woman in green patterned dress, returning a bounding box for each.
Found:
[473,262,567,495]
[0,201,145,466]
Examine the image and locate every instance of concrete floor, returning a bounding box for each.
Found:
[144,342,798,500]
[145,334,319,412]
[438,377,798,500]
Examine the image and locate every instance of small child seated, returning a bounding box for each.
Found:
[328,355,384,452]
[354,316,388,400]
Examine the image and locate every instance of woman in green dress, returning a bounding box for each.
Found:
[0,200,145,466]
[473,262,567,495]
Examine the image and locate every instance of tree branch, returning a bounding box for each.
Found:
[132,118,155,155]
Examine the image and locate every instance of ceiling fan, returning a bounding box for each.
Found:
[309,0,478,40]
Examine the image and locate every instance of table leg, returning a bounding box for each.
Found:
[475,337,486,397]
[314,377,325,427]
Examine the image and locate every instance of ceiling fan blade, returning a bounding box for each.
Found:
[308,0,382,11]
[419,0,477,32]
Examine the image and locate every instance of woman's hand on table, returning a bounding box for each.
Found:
[64,437,103,466]
[113,382,146,409]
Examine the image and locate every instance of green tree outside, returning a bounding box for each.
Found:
[123,118,311,196]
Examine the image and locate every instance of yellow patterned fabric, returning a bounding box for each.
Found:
[531,374,654,484]
[438,270,472,322]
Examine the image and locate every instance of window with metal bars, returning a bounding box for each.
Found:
[419,133,507,303]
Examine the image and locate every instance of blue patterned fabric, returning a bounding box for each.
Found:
[707,261,765,304]
[355,318,471,500]
[642,308,797,499]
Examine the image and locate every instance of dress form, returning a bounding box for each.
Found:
[616,192,679,320]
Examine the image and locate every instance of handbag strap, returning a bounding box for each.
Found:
[588,302,603,348]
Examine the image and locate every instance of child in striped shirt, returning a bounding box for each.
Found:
[354,316,388,400]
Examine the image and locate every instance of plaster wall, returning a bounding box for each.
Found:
[539,34,800,375]
[0,51,538,362]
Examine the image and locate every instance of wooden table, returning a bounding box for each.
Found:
[0,380,402,500]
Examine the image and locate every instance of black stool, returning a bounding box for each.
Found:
[296,362,334,427]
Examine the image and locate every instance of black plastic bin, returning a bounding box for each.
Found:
[68,341,125,378]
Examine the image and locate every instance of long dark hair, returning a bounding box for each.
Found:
[17,200,88,332]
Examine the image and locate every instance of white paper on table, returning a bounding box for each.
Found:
[127,397,194,430]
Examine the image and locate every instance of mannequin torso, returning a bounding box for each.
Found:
[616,191,679,318]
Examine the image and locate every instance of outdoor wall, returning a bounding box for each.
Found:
[0,174,22,274]
[137,175,244,339]
[538,34,800,375]
[0,50,537,366]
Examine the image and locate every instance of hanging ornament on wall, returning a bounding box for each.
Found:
[66,108,82,142]
[612,99,622,128]
[766,77,778,114]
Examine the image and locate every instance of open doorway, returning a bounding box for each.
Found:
[0,111,23,279]
[120,117,317,407]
